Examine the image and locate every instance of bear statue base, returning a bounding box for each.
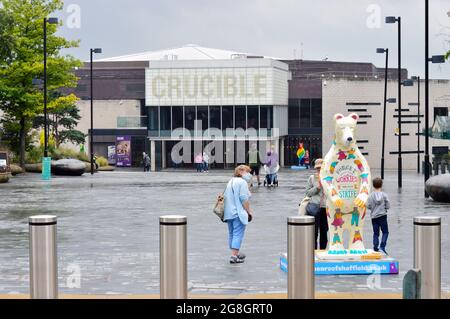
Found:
[316,249,373,261]
[279,252,399,275]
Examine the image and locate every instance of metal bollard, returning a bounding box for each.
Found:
[287,216,315,299]
[29,215,58,299]
[414,216,441,299]
[160,215,187,299]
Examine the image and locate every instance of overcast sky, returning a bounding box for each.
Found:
[54,0,450,78]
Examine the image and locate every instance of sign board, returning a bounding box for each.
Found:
[107,145,116,165]
[145,60,290,107]
[116,136,131,167]
[280,254,399,275]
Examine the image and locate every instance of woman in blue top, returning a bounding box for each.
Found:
[224,165,253,264]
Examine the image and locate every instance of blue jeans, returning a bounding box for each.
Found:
[227,217,246,250]
[372,215,389,251]
[266,173,277,184]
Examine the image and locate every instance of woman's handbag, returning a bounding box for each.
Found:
[298,196,310,216]
[306,202,321,217]
[213,193,225,222]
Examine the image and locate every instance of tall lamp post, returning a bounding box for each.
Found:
[425,0,446,197]
[411,76,421,173]
[90,48,102,175]
[42,17,58,180]
[386,16,403,188]
[376,48,389,179]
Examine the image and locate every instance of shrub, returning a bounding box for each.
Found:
[26,146,43,164]
[96,156,109,167]
[76,152,89,162]
[26,146,88,163]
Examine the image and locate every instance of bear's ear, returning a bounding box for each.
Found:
[349,113,359,121]
[334,114,344,122]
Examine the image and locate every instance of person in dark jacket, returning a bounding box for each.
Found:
[247,143,262,187]
[305,158,328,250]
[367,177,390,255]
[143,152,151,172]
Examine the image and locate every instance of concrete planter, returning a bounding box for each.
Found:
[52,159,86,176]
[24,163,42,173]
[425,174,450,203]
[0,174,10,183]
[10,164,24,176]
[98,166,115,172]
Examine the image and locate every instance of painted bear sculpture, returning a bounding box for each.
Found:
[320,113,372,256]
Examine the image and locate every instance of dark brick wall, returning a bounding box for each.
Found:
[64,62,147,100]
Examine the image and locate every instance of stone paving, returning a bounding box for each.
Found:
[0,169,448,296]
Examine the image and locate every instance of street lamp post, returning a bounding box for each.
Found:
[90,48,102,175]
[377,48,389,180]
[42,17,58,180]
[412,76,421,173]
[425,0,446,197]
[386,16,403,188]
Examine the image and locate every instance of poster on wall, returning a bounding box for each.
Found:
[107,146,116,165]
[116,136,132,167]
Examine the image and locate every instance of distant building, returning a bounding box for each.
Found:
[68,44,450,170]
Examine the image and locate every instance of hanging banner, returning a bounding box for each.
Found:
[116,136,131,167]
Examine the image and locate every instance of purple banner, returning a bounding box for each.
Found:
[116,136,132,167]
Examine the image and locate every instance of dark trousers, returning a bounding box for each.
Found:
[372,215,389,251]
[315,207,329,250]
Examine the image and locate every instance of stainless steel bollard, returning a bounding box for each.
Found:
[414,216,441,299]
[29,215,58,299]
[160,215,187,299]
[288,216,315,299]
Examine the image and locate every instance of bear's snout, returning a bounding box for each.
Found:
[347,137,353,142]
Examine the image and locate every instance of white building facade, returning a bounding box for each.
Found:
[322,78,450,170]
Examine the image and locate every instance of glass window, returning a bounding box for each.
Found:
[160,107,171,136]
[197,106,208,131]
[235,106,246,129]
[210,106,221,130]
[247,106,259,130]
[222,106,234,130]
[148,106,159,136]
[172,106,183,129]
[311,99,322,128]
[260,106,273,129]
[288,99,300,128]
[300,99,311,128]
[185,106,195,131]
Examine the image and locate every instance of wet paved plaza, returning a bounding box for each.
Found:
[0,169,449,296]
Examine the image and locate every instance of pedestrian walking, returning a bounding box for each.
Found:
[223,165,253,264]
[305,158,328,250]
[367,177,390,255]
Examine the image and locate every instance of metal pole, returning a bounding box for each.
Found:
[397,17,402,189]
[414,216,441,299]
[43,18,48,158]
[381,49,389,180]
[160,215,187,299]
[287,216,315,299]
[29,215,58,299]
[424,0,430,197]
[90,49,94,175]
[417,76,421,173]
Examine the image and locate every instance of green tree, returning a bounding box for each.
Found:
[0,0,81,167]
[33,92,86,147]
